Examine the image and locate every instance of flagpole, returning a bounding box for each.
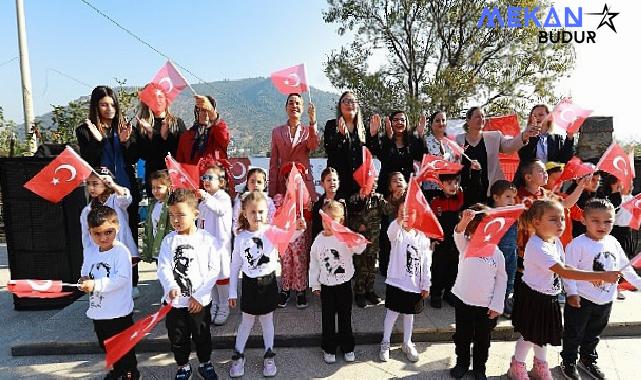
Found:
[303,63,312,105]
[168,60,197,96]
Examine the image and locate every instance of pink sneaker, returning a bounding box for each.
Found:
[531,357,552,380]
[507,356,530,380]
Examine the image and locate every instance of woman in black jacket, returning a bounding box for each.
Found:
[324,90,367,200]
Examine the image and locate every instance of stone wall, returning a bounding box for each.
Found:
[576,116,614,163]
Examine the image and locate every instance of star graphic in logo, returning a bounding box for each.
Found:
[587,4,619,33]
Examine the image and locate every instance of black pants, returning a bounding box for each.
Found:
[379,217,391,277]
[132,263,139,287]
[453,298,497,373]
[166,305,212,366]
[430,246,458,299]
[561,298,612,364]
[321,281,355,354]
[93,314,138,376]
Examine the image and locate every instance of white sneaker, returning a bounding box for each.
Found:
[323,352,336,364]
[229,352,245,378]
[263,349,277,377]
[402,342,419,362]
[214,309,229,326]
[344,352,355,362]
[131,286,140,299]
[379,341,390,362]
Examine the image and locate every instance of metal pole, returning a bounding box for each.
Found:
[15,0,37,154]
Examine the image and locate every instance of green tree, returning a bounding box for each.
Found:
[323,0,575,124]
[47,99,88,145]
[0,106,27,157]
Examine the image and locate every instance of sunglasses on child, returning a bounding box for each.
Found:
[201,175,220,181]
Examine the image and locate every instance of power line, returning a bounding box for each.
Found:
[77,0,214,93]
[42,68,93,97]
[0,56,18,69]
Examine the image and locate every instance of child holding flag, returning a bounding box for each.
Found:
[79,206,139,380]
[141,169,173,263]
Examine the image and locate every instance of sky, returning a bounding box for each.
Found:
[0,0,638,140]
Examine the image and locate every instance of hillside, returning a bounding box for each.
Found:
[34,77,339,156]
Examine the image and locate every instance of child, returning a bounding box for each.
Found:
[79,206,139,380]
[490,180,518,317]
[197,164,233,326]
[602,174,634,256]
[379,207,431,363]
[450,204,507,380]
[378,172,408,277]
[347,170,389,307]
[309,200,367,363]
[81,167,140,299]
[228,191,305,378]
[232,167,276,234]
[428,172,464,308]
[141,169,172,263]
[568,170,602,238]
[507,199,619,380]
[544,161,564,192]
[157,189,221,380]
[312,167,342,239]
[560,199,641,380]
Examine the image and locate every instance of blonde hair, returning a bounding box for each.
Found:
[237,191,268,232]
[524,199,564,229]
[336,91,366,143]
[321,199,346,225]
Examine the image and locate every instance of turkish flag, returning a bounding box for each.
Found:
[552,98,592,133]
[416,154,463,182]
[284,164,310,215]
[7,279,72,298]
[265,194,297,253]
[485,114,521,137]
[597,143,634,192]
[319,209,369,250]
[140,61,188,111]
[465,205,525,258]
[104,303,172,368]
[353,146,376,196]
[442,136,466,157]
[622,194,641,230]
[165,153,199,190]
[24,146,93,203]
[617,280,637,292]
[271,63,308,95]
[229,158,252,185]
[403,177,444,240]
[629,252,641,268]
[558,157,596,184]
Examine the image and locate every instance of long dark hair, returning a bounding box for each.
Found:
[389,110,412,146]
[336,91,365,143]
[428,110,446,134]
[463,106,482,132]
[89,85,123,134]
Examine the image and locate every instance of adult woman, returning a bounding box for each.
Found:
[175,95,229,165]
[268,93,319,201]
[324,91,367,199]
[135,83,186,196]
[456,106,537,206]
[367,110,424,196]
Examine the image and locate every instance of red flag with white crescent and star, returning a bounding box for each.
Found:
[104,303,172,368]
[270,63,308,94]
[319,209,369,251]
[403,177,444,240]
[551,98,592,134]
[23,146,93,203]
[140,61,189,112]
[622,193,641,230]
[7,279,72,298]
[596,143,634,192]
[464,205,525,258]
[353,146,376,196]
[416,154,464,182]
[165,153,199,190]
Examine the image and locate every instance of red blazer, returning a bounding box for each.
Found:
[269,124,320,201]
[176,120,230,165]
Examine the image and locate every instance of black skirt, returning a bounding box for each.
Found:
[611,226,634,259]
[385,284,425,314]
[241,271,278,315]
[512,282,562,346]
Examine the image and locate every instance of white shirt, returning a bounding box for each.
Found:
[197,190,233,278]
[151,201,164,237]
[81,241,133,320]
[80,190,139,257]
[615,193,633,227]
[229,226,282,299]
[385,220,432,294]
[232,193,276,235]
[564,234,641,305]
[309,233,367,291]
[157,229,221,308]
[523,235,564,295]
[452,232,508,313]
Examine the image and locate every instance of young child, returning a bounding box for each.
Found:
[228,191,305,378]
[309,200,367,364]
[232,167,276,234]
[379,172,408,277]
[450,204,507,380]
[428,172,464,308]
[79,206,139,380]
[490,180,518,317]
[197,164,233,326]
[81,167,140,299]
[312,167,342,239]
[560,199,641,380]
[347,170,389,308]
[544,161,564,192]
[379,207,431,363]
[507,199,619,380]
[568,170,602,238]
[157,189,221,380]
[141,169,172,263]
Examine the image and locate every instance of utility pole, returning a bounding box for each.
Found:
[15,0,37,154]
